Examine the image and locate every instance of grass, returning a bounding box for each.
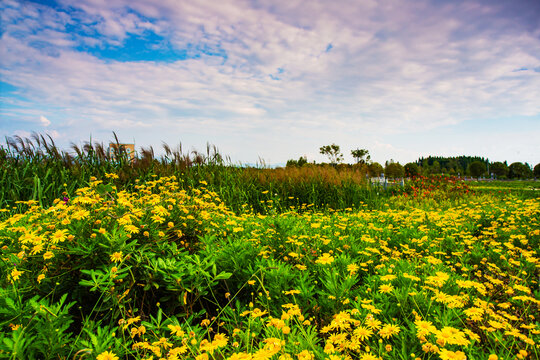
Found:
[0,175,538,359]
[1,133,538,359]
[1,133,389,213]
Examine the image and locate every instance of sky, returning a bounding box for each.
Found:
[1,0,540,166]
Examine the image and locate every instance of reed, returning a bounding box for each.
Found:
[5,132,524,213]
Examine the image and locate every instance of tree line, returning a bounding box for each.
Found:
[286,144,540,180]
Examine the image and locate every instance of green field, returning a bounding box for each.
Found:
[0,142,539,360]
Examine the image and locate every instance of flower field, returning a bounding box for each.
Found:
[1,175,539,360]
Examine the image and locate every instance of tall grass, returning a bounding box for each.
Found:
[1,133,387,212]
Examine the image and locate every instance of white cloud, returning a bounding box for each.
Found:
[1,0,539,165]
[39,115,51,127]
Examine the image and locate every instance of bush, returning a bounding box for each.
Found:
[534,163,540,178]
[368,162,384,177]
[508,162,533,179]
[468,161,486,179]
[404,162,420,178]
[490,161,508,178]
[384,162,404,179]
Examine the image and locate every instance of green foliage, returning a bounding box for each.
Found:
[368,162,384,177]
[534,163,540,178]
[286,156,308,167]
[416,155,485,175]
[384,161,404,179]
[508,162,533,179]
[0,174,539,359]
[404,162,419,178]
[490,161,508,178]
[468,161,486,179]
[350,148,370,164]
[400,175,472,202]
[319,144,343,165]
[0,291,75,359]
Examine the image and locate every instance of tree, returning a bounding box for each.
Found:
[534,163,540,178]
[468,161,486,179]
[368,162,384,177]
[286,156,308,167]
[319,144,344,165]
[351,148,371,164]
[430,160,441,175]
[385,161,404,179]
[490,162,508,178]
[509,162,533,179]
[404,162,420,178]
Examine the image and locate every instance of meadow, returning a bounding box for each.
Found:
[0,137,539,360]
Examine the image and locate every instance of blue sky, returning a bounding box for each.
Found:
[1,0,539,166]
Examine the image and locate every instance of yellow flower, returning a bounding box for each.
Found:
[96,351,119,360]
[415,320,437,337]
[463,307,484,321]
[43,251,54,260]
[347,263,359,274]
[229,352,253,360]
[10,268,23,282]
[315,253,334,265]
[168,324,185,337]
[196,353,209,360]
[378,284,394,294]
[124,224,140,234]
[353,326,373,341]
[212,333,228,348]
[297,350,313,360]
[110,252,123,263]
[380,274,397,282]
[51,229,68,243]
[379,324,400,339]
[488,355,498,360]
[438,349,466,360]
[284,289,301,295]
[365,316,382,329]
[360,353,381,360]
[37,274,45,283]
[436,327,470,346]
[251,308,268,318]
[31,243,43,255]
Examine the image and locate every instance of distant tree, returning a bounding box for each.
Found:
[420,159,430,176]
[385,161,404,179]
[468,161,486,179]
[320,144,344,165]
[368,162,384,177]
[490,162,508,178]
[404,162,420,178]
[351,148,371,164]
[534,163,540,178]
[286,156,308,167]
[508,162,533,179]
[446,159,459,173]
[430,160,441,175]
